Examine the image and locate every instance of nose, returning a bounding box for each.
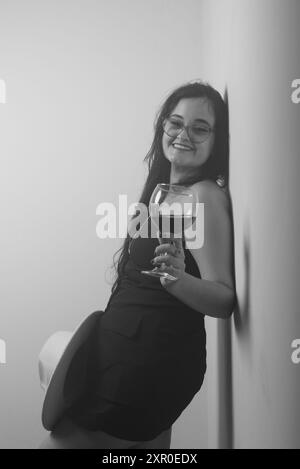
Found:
[173,127,194,147]
[175,126,192,142]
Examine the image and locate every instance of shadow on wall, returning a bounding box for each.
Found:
[226,213,251,449]
[226,84,251,342]
[234,214,251,342]
[227,186,251,449]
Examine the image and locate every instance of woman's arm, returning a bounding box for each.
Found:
[160,180,236,319]
[161,271,235,319]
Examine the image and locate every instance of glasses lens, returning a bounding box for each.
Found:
[163,118,181,137]
[189,124,211,143]
[163,118,211,143]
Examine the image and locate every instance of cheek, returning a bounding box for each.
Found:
[208,136,215,157]
[195,145,213,165]
[162,135,172,157]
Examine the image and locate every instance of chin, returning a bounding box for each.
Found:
[168,152,197,167]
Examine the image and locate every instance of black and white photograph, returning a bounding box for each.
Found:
[0,0,300,451]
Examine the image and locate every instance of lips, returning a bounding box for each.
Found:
[172,143,194,151]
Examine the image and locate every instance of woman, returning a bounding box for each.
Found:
[39,80,236,449]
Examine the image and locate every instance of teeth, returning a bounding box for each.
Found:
[173,144,192,150]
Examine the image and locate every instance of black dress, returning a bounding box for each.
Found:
[66,231,207,442]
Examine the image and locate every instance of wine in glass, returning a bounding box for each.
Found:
[141,183,197,281]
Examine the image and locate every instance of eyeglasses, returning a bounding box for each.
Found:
[163,117,215,144]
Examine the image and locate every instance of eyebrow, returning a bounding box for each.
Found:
[170,113,213,126]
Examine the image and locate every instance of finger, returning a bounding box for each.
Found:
[157,239,184,258]
[154,243,177,256]
[160,275,178,286]
[157,263,180,279]
[151,254,184,269]
[170,236,183,247]
[158,236,174,245]
[152,254,173,266]
[170,237,184,256]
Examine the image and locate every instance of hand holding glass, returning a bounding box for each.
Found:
[141,183,197,281]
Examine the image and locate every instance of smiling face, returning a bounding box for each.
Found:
[162,97,216,173]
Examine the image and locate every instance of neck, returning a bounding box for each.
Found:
[169,163,196,185]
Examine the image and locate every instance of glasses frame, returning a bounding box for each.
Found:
[162,117,215,144]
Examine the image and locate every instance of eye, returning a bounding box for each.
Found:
[168,118,182,128]
[192,126,210,134]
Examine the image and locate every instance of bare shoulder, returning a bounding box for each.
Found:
[190,179,231,212]
[188,179,235,291]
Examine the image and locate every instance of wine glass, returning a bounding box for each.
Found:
[140,183,197,281]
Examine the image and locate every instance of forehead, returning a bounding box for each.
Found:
[170,97,215,126]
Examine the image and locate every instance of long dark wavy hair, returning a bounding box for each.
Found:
[109,80,229,298]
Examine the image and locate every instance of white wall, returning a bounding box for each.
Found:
[0,0,214,449]
[201,0,300,449]
[230,0,300,449]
